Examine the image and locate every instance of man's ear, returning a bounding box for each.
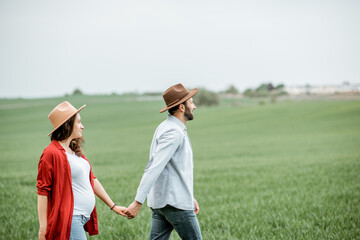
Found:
[179,103,185,112]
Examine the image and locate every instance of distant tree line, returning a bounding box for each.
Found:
[72,89,83,95]
[68,83,287,107]
[224,85,239,94]
[193,88,220,106]
[243,83,287,97]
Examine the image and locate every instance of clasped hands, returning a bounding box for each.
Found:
[115,199,199,219]
[112,200,142,219]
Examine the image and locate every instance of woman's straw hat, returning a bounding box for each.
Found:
[47,101,86,136]
[160,83,198,113]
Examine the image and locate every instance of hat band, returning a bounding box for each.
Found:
[166,92,190,107]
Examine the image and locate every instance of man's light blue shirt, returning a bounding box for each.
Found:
[135,115,195,210]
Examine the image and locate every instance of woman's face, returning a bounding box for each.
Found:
[70,113,84,139]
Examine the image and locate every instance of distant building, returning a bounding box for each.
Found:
[284,86,307,95]
[284,82,360,96]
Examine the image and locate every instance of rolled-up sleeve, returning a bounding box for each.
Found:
[135,128,182,204]
[37,152,53,196]
[90,170,96,180]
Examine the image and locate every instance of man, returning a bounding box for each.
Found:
[125,83,202,240]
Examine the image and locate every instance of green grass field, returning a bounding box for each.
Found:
[0,96,359,239]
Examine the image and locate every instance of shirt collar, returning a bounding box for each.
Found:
[52,140,65,151]
[167,114,186,131]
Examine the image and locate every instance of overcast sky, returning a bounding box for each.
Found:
[1,0,359,98]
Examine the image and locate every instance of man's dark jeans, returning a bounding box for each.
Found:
[150,205,202,240]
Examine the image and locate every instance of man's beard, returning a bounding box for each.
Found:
[184,105,194,121]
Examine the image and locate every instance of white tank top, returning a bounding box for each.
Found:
[66,152,96,218]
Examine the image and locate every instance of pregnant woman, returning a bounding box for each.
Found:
[37,101,126,240]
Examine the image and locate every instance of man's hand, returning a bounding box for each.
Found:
[124,200,142,219]
[194,199,200,215]
[112,205,128,217]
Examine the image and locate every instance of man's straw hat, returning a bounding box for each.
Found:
[48,101,86,136]
[160,83,198,113]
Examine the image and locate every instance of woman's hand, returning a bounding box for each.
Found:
[38,227,46,240]
[37,195,48,240]
[93,179,127,217]
[112,205,128,217]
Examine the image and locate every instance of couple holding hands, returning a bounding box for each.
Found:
[37,84,202,240]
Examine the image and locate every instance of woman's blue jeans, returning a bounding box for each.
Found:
[70,215,90,240]
[150,205,202,240]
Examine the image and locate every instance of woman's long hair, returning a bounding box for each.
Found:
[50,114,84,157]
